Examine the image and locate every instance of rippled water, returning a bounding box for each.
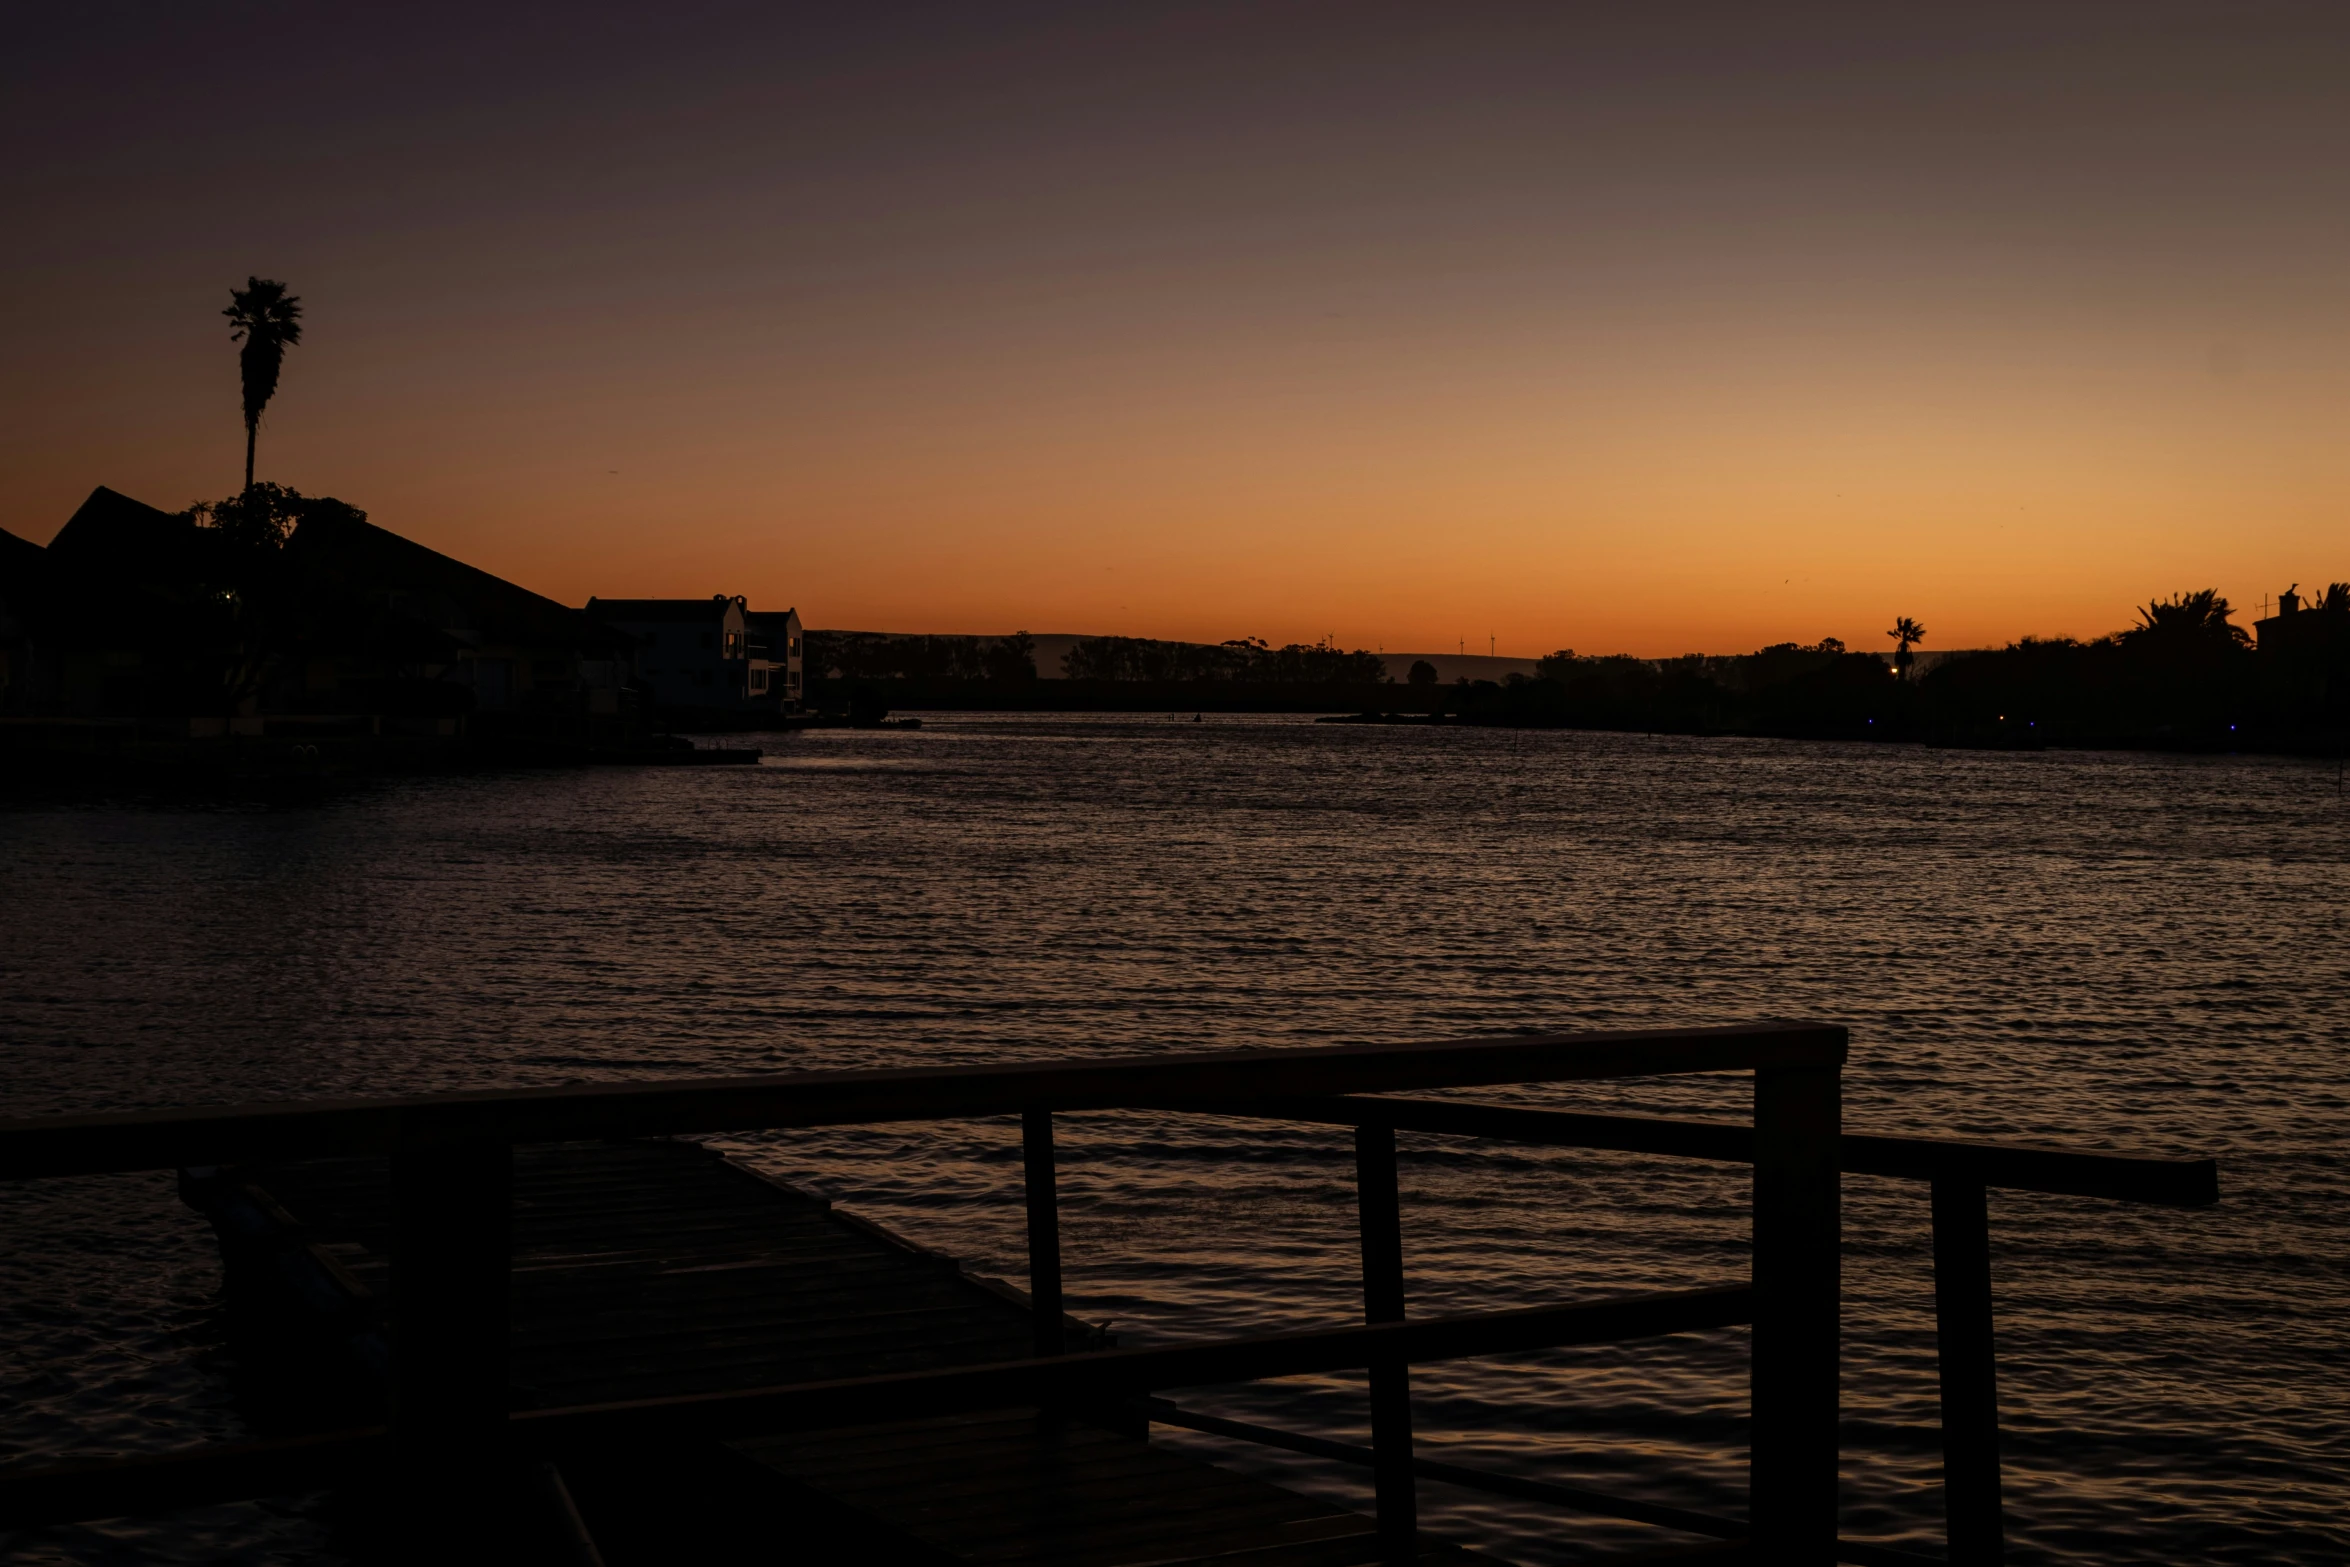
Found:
[2,717,2345,1564]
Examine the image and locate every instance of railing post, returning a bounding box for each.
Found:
[1932,1179,2004,1565]
[1022,1109,1064,1357]
[1750,1061,1841,1564]
[1353,1122,1416,1549]
[389,1116,513,1554]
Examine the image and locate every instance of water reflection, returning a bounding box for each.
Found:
[1,720,2344,1563]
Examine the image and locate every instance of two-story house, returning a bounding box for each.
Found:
[587,596,755,712]
[745,607,805,713]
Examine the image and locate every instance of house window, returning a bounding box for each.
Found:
[473,658,514,708]
[724,631,743,659]
[751,670,768,691]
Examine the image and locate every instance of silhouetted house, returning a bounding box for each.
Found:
[587,596,800,718]
[2,487,230,719]
[2255,586,2326,655]
[2,486,637,742]
[745,607,805,711]
[2254,585,2347,718]
[288,509,634,727]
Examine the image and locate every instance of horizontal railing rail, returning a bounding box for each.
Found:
[1225,1094,2219,1204]
[0,1024,1844,1180]
[0,1285,1749,1529]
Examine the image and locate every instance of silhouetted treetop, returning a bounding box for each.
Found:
[179,483,362,555]
[2124,589,2249,648]
[984,630,1038,682]
[1889,616,1926,678]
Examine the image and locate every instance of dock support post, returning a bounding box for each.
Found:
[1932,1179,2005,1565]
[1353,1122,1416,1549]
[390,1122,513,1554]
[1022,1109,1064,1357]
[1750,1061,1841,1564]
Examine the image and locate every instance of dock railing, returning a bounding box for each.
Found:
[1177,1093,2215,1566]
[0,1022,2216,1565]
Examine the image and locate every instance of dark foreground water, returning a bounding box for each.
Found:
[2,717,2345,1564]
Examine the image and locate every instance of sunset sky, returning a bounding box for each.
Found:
[6,3,2347,656]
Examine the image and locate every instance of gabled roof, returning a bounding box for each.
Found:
[587,597,739,624]
[43,486,221,587]
[289,509,630,654]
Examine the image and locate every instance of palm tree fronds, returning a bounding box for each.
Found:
[2125,589,2251,647]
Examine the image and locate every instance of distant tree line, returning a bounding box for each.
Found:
[1897,587,2345,745]
[1536,637,1855,694]
[1061,635,1388,683]
[796,587,2347,752]
[806,631,1391,685]
[1464,588,2349,751]
[805,630,1038,683]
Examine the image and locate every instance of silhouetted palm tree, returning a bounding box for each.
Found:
[224,278,303,491]
[2125,589,2248,647]
[1887,616,1926,679]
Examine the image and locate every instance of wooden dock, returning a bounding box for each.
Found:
[0,1025,2220,1566]
[187,1138,1486,1564]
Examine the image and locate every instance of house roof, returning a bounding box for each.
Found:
[43,486,222,587]
[289,509,631,654]
[587,597,740,624]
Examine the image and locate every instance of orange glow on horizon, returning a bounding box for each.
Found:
[8,6,2346,659]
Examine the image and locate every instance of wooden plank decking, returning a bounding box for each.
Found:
[188,1139,1490,1565]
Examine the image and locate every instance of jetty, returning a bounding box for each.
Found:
[0,1025,2217,1565]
